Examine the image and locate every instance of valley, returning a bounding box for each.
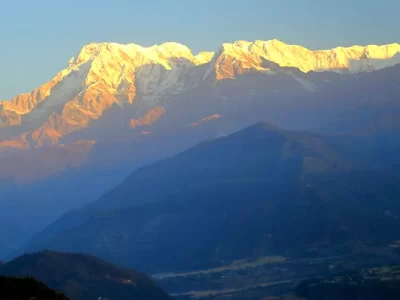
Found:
[157,247,400,299]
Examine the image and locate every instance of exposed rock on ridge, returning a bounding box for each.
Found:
[214,39,400,79]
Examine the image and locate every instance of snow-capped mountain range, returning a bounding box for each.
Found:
[0,38,399,156]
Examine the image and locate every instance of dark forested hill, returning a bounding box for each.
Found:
[0,251,171,300]
[0,276,69,300]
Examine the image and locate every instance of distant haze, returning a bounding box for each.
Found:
[1,0,399,99]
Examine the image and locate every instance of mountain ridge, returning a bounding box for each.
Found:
[215,39,400,78]
[1,39,399,135]
[1,39,399,152]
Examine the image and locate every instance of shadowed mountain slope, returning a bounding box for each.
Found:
[23,123,400,274]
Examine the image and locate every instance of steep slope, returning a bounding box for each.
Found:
[0,276,69,300]
[23,123,400,274]
[0,250,171,300]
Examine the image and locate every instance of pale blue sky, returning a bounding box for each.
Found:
[1,0,399,99]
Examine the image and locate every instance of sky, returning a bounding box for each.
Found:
[1,0,399,99]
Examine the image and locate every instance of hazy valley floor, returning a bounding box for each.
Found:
[155,246,400,299]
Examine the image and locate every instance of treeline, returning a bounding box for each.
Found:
[0,276,69,300]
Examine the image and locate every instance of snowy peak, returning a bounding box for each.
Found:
[193,51,215,65]
[70,42,214,70]
[214,39,400,79]
[0,40,218,151]
[1,42,213,126]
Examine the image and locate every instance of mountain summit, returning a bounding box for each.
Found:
[0,42,214,147]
